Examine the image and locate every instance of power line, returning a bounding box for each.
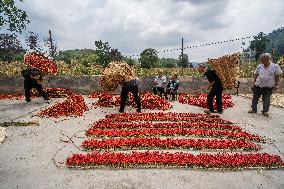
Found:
[125,27,284,57]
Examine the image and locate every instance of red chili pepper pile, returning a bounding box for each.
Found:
[24,52,58,74]
[90,92,233,110]
[31,88,75,98]
[0,88,74,100]
[0,94,24,100]
[38,94,88,117]
[90,92,172,110]
[88,92,107,98]
[179,93,234,109]
[93,92,119,107]
[66,112,283,170]
[66,152,284,169]
[138,92,172,110]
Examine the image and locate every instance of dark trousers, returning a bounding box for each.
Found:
[165,88,177,100]
[207,87,223,112]
[251,86,273,113]
[24,79,48,101]
[153,87,164,97]
[119,79,141,112]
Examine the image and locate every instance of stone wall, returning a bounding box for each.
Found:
[1,76,284,94]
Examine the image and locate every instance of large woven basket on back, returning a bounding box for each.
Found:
[100,61,133,91]
[208,53,240,90]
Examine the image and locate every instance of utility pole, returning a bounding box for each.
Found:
[48,30,57,59]
[181,37,184,75]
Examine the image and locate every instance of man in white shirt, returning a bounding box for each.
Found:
[153,70,167,97]
[248,53,283,116]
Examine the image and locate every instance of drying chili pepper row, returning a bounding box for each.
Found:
[66,151,284,169]
[105,112,220,119]
[81,138,260,151]
[91,121,241,131]
[97,116,233,125]
[86,128,263,142]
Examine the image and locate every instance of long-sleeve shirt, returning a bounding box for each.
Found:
[204,70,222,89]
[21,69,43,83]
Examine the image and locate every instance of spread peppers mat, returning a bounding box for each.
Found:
[66,112,284,170]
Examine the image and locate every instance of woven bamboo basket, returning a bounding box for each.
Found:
[208,53,240,90]
[100,61,133,91]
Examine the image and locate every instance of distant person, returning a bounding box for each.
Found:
[165,74,179,100]
[119,75,141,113]
[248,53,283,117]
[197,63,223,114]
[21,68,49,103]
[153,70,166,97]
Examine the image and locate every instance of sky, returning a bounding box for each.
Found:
[11,0,284,62]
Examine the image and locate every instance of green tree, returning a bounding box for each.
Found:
[80,53,98,67]
[25,31,42,53]
[57,49,99,64]
[109,48,123,62]
[158,58,178,68]
[95,40,123,67]
[95,40,111,67]
[0,33,25,62]
[178,54,192,68]
[265,28,284,62]
[57,50,72,64]
[276,42,284,57]
[250,32,270,61]
[123,57,138,67]
[0,0,29,33]
[140,48,158,69]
